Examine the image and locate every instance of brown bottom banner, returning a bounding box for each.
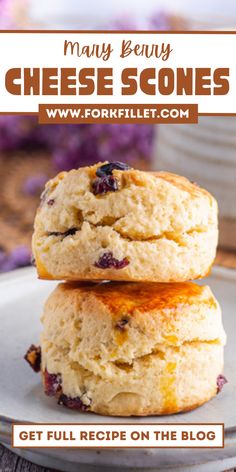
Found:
[38,104,198,124]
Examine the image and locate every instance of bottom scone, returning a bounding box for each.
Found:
[26,281,227,416]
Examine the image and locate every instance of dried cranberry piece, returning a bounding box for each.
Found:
[24,345,41,373]
[48,228,77,238]
[92,161,130,196]
[92,175,118,195]
[115,318,129,331]
[58,394,89,411]
[47,199,55,206]
[44,370,62,397]
[96,161,130,177]
[217,374,228,394]
[95,251,129,270]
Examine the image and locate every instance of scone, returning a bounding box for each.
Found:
[32,162,218,282]
[38,281,226,416]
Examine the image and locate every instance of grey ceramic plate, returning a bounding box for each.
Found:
[0,266,236,471]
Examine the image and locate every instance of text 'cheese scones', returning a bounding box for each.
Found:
[32,162,218,282]
[40,281,226,416]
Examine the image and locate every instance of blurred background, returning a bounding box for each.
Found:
[1,0,236,273]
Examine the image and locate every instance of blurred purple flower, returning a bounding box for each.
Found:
[0,120,154,171]
[52,124,154,171]
[0,116,39,151]
[109,16,138,31]
[0,116,23,151]
[23,173,48,196]
[0,0,12,28]
[11,246,31,266]
[0,246,31,273]
[109,10,170,31]
[149,11,170,30]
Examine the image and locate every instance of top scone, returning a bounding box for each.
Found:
[32,161,218,282]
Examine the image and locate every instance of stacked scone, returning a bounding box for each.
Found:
[25,162,227,416]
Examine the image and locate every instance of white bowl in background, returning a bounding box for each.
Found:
[154,116,236,249]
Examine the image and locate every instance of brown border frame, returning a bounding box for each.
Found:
[12,422,224,449]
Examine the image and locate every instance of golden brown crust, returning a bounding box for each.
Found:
[154,171,212,199]
[88,394,217,417]
[58,281,217,318]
